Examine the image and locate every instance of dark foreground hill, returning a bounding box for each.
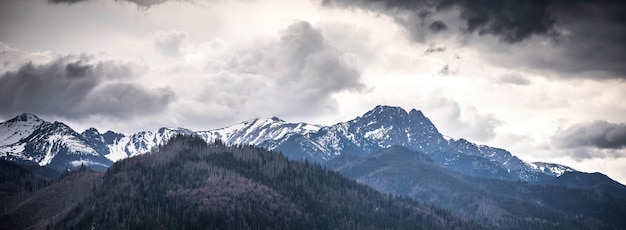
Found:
[0,162,103,230]
[53,135,481,229]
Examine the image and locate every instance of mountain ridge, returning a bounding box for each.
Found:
[0,106,589,183]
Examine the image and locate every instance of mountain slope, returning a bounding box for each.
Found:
[54,135,481,229]
[271,106,572,182]
[0,113,45,146]
[328,146,626,229]
[0,106,592,183]
[0,114,112,172]
[0,161,103,229]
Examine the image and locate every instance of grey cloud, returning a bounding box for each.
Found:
[555,121,626,149]
[438,64,458,76]
[498,74,531,85]
[81,83,175,117]
[126,0,170,7]
[322,0,558,43]
[323,0,626,80]
[322,0,625,42]
[199,21,364,120]
[426,96,502,142]
[429,20,447,32]
[425,44,446,53]
[479,2,626,80]
[442,0,557,43]
[0,55,174,119]
[153,30,187,57]
[49,0,174,7]
[48,0,88,4]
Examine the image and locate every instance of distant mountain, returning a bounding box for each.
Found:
[0,106,592,183]
[52,135,480,229]
[327,146,626,229]
[0,113,112,172]
[270,106,573,181]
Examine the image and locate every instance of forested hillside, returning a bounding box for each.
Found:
[0,163,102,230]
[54,135,481,229]
[329,146,626,229]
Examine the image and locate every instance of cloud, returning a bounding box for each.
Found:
[428,20,447,33]
[322,0,623,43]
[322,0,561,43]
[475,2,626,81]
[48,0,88,4]
[193,21,364,121]
[321,0,626,80]
[438,64,458,76]
[498,74,531,86]
[555,120,626,149]
[153,30,188,57]
[425,96,503,142]
[49,0,175,7]
[126,0,170,7]
[425,43,446,53]
[0,42,55,73]
[0,55,175,119]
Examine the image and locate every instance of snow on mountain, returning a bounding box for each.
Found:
[91,117,321,162]
[123,127,194,156]
[0,117,112,171]
[0,106,578,182]
[530,162,576,177]
[0,113,45,146]
[197,116,320,147]
[271,105,575,181]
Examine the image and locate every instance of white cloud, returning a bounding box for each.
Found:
[153,30,188,57]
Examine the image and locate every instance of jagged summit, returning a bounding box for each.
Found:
[82,127,101,135]
[0,106,586,182]
[10,113,42,122]
[269,116,285,122]
[1,114,112,171]
[0,113,46,146]
[157,127,193,134]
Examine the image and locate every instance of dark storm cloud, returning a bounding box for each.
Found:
[555,121,626,149]
[429,20,447,32]
[322,0,623,42]
[0,55,175,119]
[80,83,175,117]
[322,0,559,42]
[323,0,626,80]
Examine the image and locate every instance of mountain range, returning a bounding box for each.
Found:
[0,105,574,182]
[2,105,626,229]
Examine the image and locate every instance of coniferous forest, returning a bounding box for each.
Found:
[51,135,481,229]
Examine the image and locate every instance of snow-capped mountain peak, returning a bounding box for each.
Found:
[1,106,584,182]
[0,113,46,146]
[1,117,112,171]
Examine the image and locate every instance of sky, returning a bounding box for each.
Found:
[0,0,625,184]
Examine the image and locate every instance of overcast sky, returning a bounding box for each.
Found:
[1,0,625,184]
